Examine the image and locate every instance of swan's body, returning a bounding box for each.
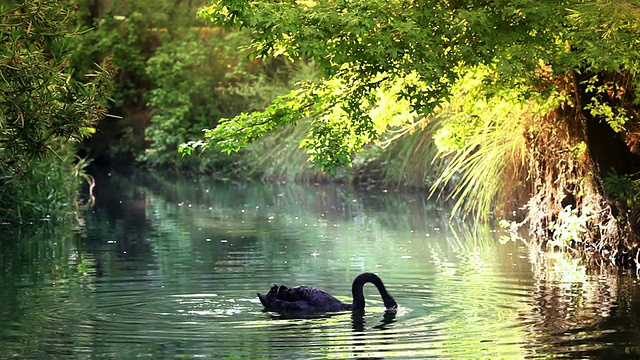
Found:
[257,272,397,312]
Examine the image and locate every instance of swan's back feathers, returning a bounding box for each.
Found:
[258,284,350,312]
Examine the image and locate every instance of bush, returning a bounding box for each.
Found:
[0,144,93,223]
[68,0,297,173]
[141,28,296,174]
[0,0,113,223]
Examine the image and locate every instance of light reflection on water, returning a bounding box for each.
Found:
[0,172,639,359]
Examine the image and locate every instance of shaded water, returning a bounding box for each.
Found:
[2,172,640,359]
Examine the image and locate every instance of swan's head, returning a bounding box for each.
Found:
[383,295,398,312]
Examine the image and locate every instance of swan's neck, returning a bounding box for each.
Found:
[351,272,397,310]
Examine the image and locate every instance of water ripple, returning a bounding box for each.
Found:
[2,179,638,359]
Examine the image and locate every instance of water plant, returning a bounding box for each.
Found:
[549,205,591,249]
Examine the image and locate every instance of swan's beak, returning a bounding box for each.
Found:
[385,304,398,312]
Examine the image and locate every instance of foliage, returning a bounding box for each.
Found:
[571,1,640,155]
[238,63,440,185]
[69,0,299,172]
[0,144,95,223]
[236,62,320,178]
[428,67,564,219]
[182,0,640,234]
[182,69,428,174]
[0,0,113,222]
[141,32,223,171]
[0,0,113,159]
[69,0,199,110]
[68,0,189,162]
[185,0,576,170]
[549,205,591,248]
[239,114,442,187]
[602,170,640,209]
[69,8,147,110]
[142,29,293,173]
[581,75,632,133]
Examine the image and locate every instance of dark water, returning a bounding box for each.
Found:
[2,172,640,359]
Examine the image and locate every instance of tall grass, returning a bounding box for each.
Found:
[0,142,93,223]
[241,121,334,182]
[354,117,443,188]
[241,116,443,187]
[428,70,533,220]
[429,112,530,220]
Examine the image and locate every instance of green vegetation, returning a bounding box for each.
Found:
[35,0,441,186]
[429,67,533,218]
[69,0,302,173]
[182,0,640,265]
[0,144,95,222]
[5,0,640,267]
[0,0,113,222]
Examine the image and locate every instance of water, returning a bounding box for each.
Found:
[1,172,640,359]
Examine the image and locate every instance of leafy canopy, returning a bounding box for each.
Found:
[184,0,640,173]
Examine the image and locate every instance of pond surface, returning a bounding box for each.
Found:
[2,172,640,359]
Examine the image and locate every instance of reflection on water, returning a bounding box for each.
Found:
[1,171,640,358]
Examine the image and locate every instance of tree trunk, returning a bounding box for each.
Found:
[525,72,640,267]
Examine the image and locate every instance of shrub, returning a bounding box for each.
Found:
[0,0,113,222]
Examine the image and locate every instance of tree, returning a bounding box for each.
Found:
[0,0,114,221]
[184,0,640,266]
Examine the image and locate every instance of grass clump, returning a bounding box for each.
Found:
[0,144,94,223]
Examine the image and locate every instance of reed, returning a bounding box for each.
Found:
[428,71,532,220]
[0,143,92,223]
[354,116,443,188]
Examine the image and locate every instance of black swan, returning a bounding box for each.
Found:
[257,272,397,312]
